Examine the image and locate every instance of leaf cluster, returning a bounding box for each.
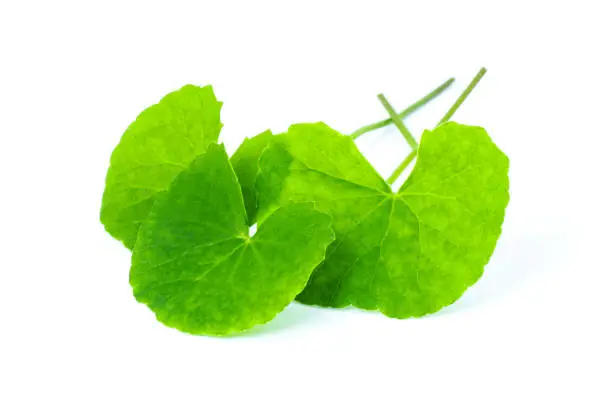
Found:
[101,77,509,336]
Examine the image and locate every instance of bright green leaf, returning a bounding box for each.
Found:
[100,85,223,249]
[130,144,335,335]
[230,130,274,225]
[256,121,509,318]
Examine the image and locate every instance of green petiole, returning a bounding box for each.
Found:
[377,93,418,150]
[437,67,487,126]
[350,78,455,140]
[387,150,417,185]
[386,68,488,184]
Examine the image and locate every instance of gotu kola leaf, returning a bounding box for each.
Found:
[230,130,274,225]
[130,144,335,335]
[100,85,223,249]
[256,121,509,318]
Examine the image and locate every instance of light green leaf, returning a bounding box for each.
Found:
[130,144,335,335]
[100,85,222,249]
[256,121,509,317]
[230,130,274,225]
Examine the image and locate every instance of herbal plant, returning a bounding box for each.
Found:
[101,70,509,335]
[130,145,334,335]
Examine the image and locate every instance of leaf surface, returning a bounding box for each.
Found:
[100,85,222,249]
[230,130,273,225]
[256,122,509,317]
[130,144,334,335]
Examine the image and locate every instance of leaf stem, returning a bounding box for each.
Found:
[387,67,488,185]
[386,150,417,185]
[350,78,455,140]
[376,94,418,150]
[437,67,487,125]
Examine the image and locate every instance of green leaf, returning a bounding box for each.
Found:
[100,85,223,249]
[130,144,335,335]
[230,130,274,225]
[256,122,509,318]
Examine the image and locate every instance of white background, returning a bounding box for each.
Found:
[1,1,611,407]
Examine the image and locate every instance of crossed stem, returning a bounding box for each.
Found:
[380,68,488,185]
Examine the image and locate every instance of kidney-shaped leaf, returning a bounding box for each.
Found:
[256,122,509,318]
[130,144,334,335]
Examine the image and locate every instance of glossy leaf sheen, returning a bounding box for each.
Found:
[257,122,509,318]
[100,85,222,249]
[130,144,335,335]
[230,130,273,225]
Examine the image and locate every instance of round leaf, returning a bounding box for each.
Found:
[130,144,335,335]
[257,122,509,317]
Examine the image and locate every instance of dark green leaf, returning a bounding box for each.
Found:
[130,144,335,335]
